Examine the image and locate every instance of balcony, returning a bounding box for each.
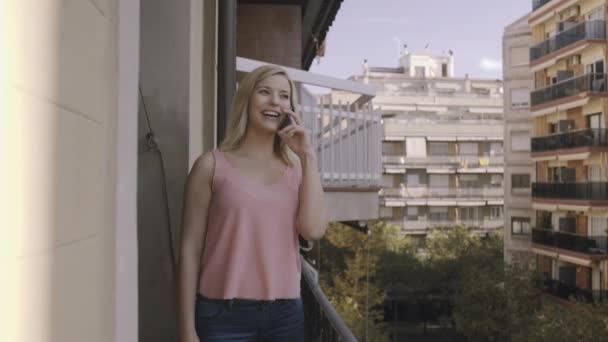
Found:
[540,278,607,303]
[388,218,503,231]
[532,182,608,202]
[532,0,551,11]
[382,155,504,168]
[530,20,606,62]
[301,258,357,341]
[531,128,608,153]
[531,73,607,108]
[381,187,503,198]
[532,228,608,256]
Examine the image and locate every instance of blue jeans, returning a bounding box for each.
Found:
[194,293,306,341]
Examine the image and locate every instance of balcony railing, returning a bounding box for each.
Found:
[237,57,382,188]
[382,154,504,167]
[530,20,606,62]
[531,73,607,107]
[391,219,503,230]
[532,228,608,255]
[531,128,608,152]
[532,182,608,201]
[532,0,551,11]
[381,186,503,198]
[301,257,357,341]
[541,278,607,303]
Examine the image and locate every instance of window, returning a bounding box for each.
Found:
[459,207,478,221]
[406,206,419,220]
[511,174,530,189]
[489,206,503,219]
[510,88,530,109]
[510,46,529,67]
[406,173,421,186]
[429,142,449,155]
[491,174,503,188]
[459,142,478,155]
[441,63,448,77]
[587,113,603,129]
[512,217,531,235]
[510,131,530,151]
[488,142,503,156]
[430,207,449,221]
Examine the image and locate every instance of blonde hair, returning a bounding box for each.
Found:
[220,65,299,167]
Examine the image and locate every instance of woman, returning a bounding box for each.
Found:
[177,65,328,342]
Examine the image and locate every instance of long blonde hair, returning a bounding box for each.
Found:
[220,65,299,167]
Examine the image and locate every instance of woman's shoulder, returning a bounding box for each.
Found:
[189,151,217,185]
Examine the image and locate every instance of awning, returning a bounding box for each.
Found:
[532,98,590,118]
[532,202,558,211]
[427,136,456,141]
[435,82,461,90]
[558,152,590,161]
[384,200,406,207]
[456,136,486,141]
[427,200,457,206]
[457,201,486,206]
[558,254,592,267]
[427,167,455,174]
[468,107,503,114]
[530,43,588,73]
[406,199,427,206]
[487,199,505,205]
[558,204,590,212]
[487,167,504,173]
[385,168,406,174]
[384,136,405,141]
[457,167,486,173]
[532,155,557,162]
[532,246,557,258]
[417,106,448,112]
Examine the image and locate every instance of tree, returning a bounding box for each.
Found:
[319,221,403,342]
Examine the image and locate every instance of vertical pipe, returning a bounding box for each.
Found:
[217,0,236,145]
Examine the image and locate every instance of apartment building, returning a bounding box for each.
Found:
[329,51,504,243]
[528,0,608,302]
[503,15,535,264]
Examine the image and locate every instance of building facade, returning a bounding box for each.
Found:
[528,0,608,301]
[331,52,505,243]
[503,15,535,264]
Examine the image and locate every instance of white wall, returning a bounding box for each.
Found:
[1,0,132,341]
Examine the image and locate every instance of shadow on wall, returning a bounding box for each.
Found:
[137,0,191,341]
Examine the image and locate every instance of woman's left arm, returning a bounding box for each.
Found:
[278,109,328,241]
[296,150,328,240]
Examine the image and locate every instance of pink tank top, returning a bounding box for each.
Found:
[198,149,302,300]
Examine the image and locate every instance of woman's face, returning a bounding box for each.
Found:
[247,74,292,135]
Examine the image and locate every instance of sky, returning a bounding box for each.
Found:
[309,0,532,80]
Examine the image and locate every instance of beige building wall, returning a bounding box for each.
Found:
[503,14,534,264]
[1,1,141,341]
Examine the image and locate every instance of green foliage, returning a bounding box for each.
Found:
[318,221,608,341]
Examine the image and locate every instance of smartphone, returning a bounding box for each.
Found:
[278,105,295,130]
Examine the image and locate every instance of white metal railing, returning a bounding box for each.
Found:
[237,57,382,188]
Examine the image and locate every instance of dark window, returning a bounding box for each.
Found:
[512,217,531,235]
[441,63,448,77]
[511,174,530,189]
